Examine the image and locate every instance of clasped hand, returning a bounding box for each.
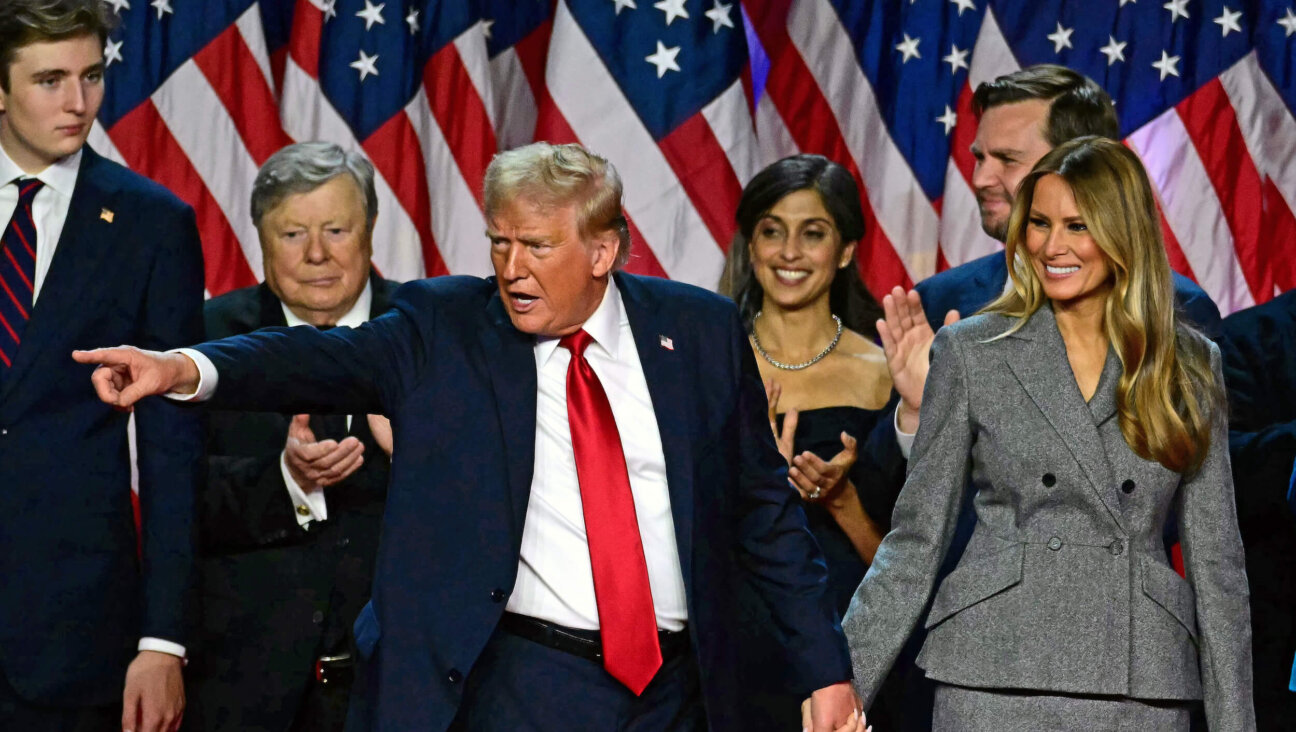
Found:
[766,380,858,504]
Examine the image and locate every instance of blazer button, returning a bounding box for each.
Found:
[336,537,351,548]
[490,589,506,603]
[1042,473,1056,487]
[1121,479,1135,494]
[1109,540,1124,556]
[1047,537,1063,551]
[447,669,463,684]
[311,610,324,624]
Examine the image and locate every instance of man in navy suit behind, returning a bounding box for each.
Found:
[77,143,863,732]
[0,1,203,730]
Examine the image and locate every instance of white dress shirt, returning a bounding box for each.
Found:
[177,280,690,631]
[506,282,688,631]
[0,145,80,303]
[278,282,374,525]
[1,143,185,659]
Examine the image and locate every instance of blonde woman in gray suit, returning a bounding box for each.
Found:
[837,136,1254,730]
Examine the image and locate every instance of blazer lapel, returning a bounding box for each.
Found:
[479,289,538,538]
[3,149,119,401]
[615,273,695,583]
[1004,306,1125,530]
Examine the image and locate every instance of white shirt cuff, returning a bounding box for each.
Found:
[281,450,328,525]
[161,348,218,401]
[138,637,186,659]
[894,406,916,460]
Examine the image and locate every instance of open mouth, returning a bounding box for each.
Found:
[509,294,539,311]
[1044,264,1080,277]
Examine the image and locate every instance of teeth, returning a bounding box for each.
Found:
[775,269,809,281]
[513,296,536,303]
[1045,265,1080,275]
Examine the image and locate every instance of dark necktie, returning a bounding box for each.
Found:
[0,179,43,368]
[559,329,661,695]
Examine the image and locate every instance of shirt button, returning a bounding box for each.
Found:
[336,537,351,548]
[447,669,463,684]
[1109,540,1124,556]
[1047,537,1063,551]
[0,428,7,435]
[1042,473,1056,487]
[296,505,311,517]
[312,610,324,624]
[490,589,506,603]
[1121,479,1135,494]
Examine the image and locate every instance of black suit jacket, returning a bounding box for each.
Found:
[184,274,399,732]
[1218,289,1296,729]
[0,146,204,704]
[192,272,851,732]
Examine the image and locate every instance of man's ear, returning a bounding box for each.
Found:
[589,228,619,278]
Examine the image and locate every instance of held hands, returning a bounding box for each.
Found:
[71,347,200,409]
[801,681,868,732]
[875,287,960,434]
[766,379,858,503]
[121,650,184,732]
[285,414,365,488]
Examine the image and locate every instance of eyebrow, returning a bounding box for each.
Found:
[29,61,105,79]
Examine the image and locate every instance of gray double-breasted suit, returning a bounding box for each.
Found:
[842,306,1254,730]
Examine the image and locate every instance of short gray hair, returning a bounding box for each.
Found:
[483,142,631,269]
[251,142,378,232]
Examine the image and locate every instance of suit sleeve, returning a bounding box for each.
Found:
[199,443,306,553]
[726,308,853,693]
[841,327,974,705]
[1178,344,1256,730]
[195,291,429,417]
[856,390,910,531]
[131,202,205,646]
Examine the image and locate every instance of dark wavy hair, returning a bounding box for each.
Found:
[718,154,882,338]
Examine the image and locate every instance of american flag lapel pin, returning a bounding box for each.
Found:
[659,335,674,351]
[100,208,114,223]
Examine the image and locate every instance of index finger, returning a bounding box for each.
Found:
[72,347,131,367]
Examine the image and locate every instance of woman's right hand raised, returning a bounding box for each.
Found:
[875,287,959,434]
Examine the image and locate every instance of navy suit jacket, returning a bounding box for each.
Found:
[194,272,852,731]
[0,147,204,704]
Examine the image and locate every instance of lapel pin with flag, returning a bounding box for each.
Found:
[100,208,114,223]
[659,335,674,351]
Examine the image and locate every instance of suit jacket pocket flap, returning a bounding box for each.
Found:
[925,542,1024,629]
[1140,556,1198,640]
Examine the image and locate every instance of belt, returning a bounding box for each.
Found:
[499,613,690,665]
[313,653,354,686]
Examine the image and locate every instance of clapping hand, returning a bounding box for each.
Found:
[284,414,365,489]
[875,287,959,434]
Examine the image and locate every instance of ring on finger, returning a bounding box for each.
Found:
[807,486,822,500]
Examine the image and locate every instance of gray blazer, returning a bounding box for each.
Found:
[843,306,1254,730]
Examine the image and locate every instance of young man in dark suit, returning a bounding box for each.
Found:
[182,143,400,732]
[0,1,203,730]
[77,142,864,732]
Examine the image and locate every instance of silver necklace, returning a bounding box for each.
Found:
[751,311,843,371]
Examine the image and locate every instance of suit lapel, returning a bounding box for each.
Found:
[1004,306,1125,530]
[615,273,694,583]
[479,290,539,538]
[3,149,119,401]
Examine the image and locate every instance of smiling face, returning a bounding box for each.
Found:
[0,34,104,173]
[970,99,1055,241]
[748,189,854,313]
[260,175,374,326]
[1023,173,1112,310]
[488,194,617,337]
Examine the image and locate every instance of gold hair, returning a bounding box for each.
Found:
[983,136,1222,474]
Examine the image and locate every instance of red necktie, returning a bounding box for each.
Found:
[560,329,662,695]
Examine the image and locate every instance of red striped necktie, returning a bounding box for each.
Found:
[0,178,43,369]
[559,328,662,695]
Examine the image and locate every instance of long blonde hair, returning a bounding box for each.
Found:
[983,136,1222,474]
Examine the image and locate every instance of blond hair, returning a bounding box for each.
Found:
[984,136,1222,474]
[483,142,631,269]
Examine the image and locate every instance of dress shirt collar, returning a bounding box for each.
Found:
[281,278,373,328]
[535,278,623,366]
[0,142,81,197]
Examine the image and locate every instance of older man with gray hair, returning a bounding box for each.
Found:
[76,141,860,732]
[182,142,401,732]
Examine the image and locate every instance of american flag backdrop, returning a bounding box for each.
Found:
[89,0,1296,312]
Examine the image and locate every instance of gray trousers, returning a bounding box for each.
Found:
[933,683,1193,731]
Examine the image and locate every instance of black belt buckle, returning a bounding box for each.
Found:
[314,653,355,686]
